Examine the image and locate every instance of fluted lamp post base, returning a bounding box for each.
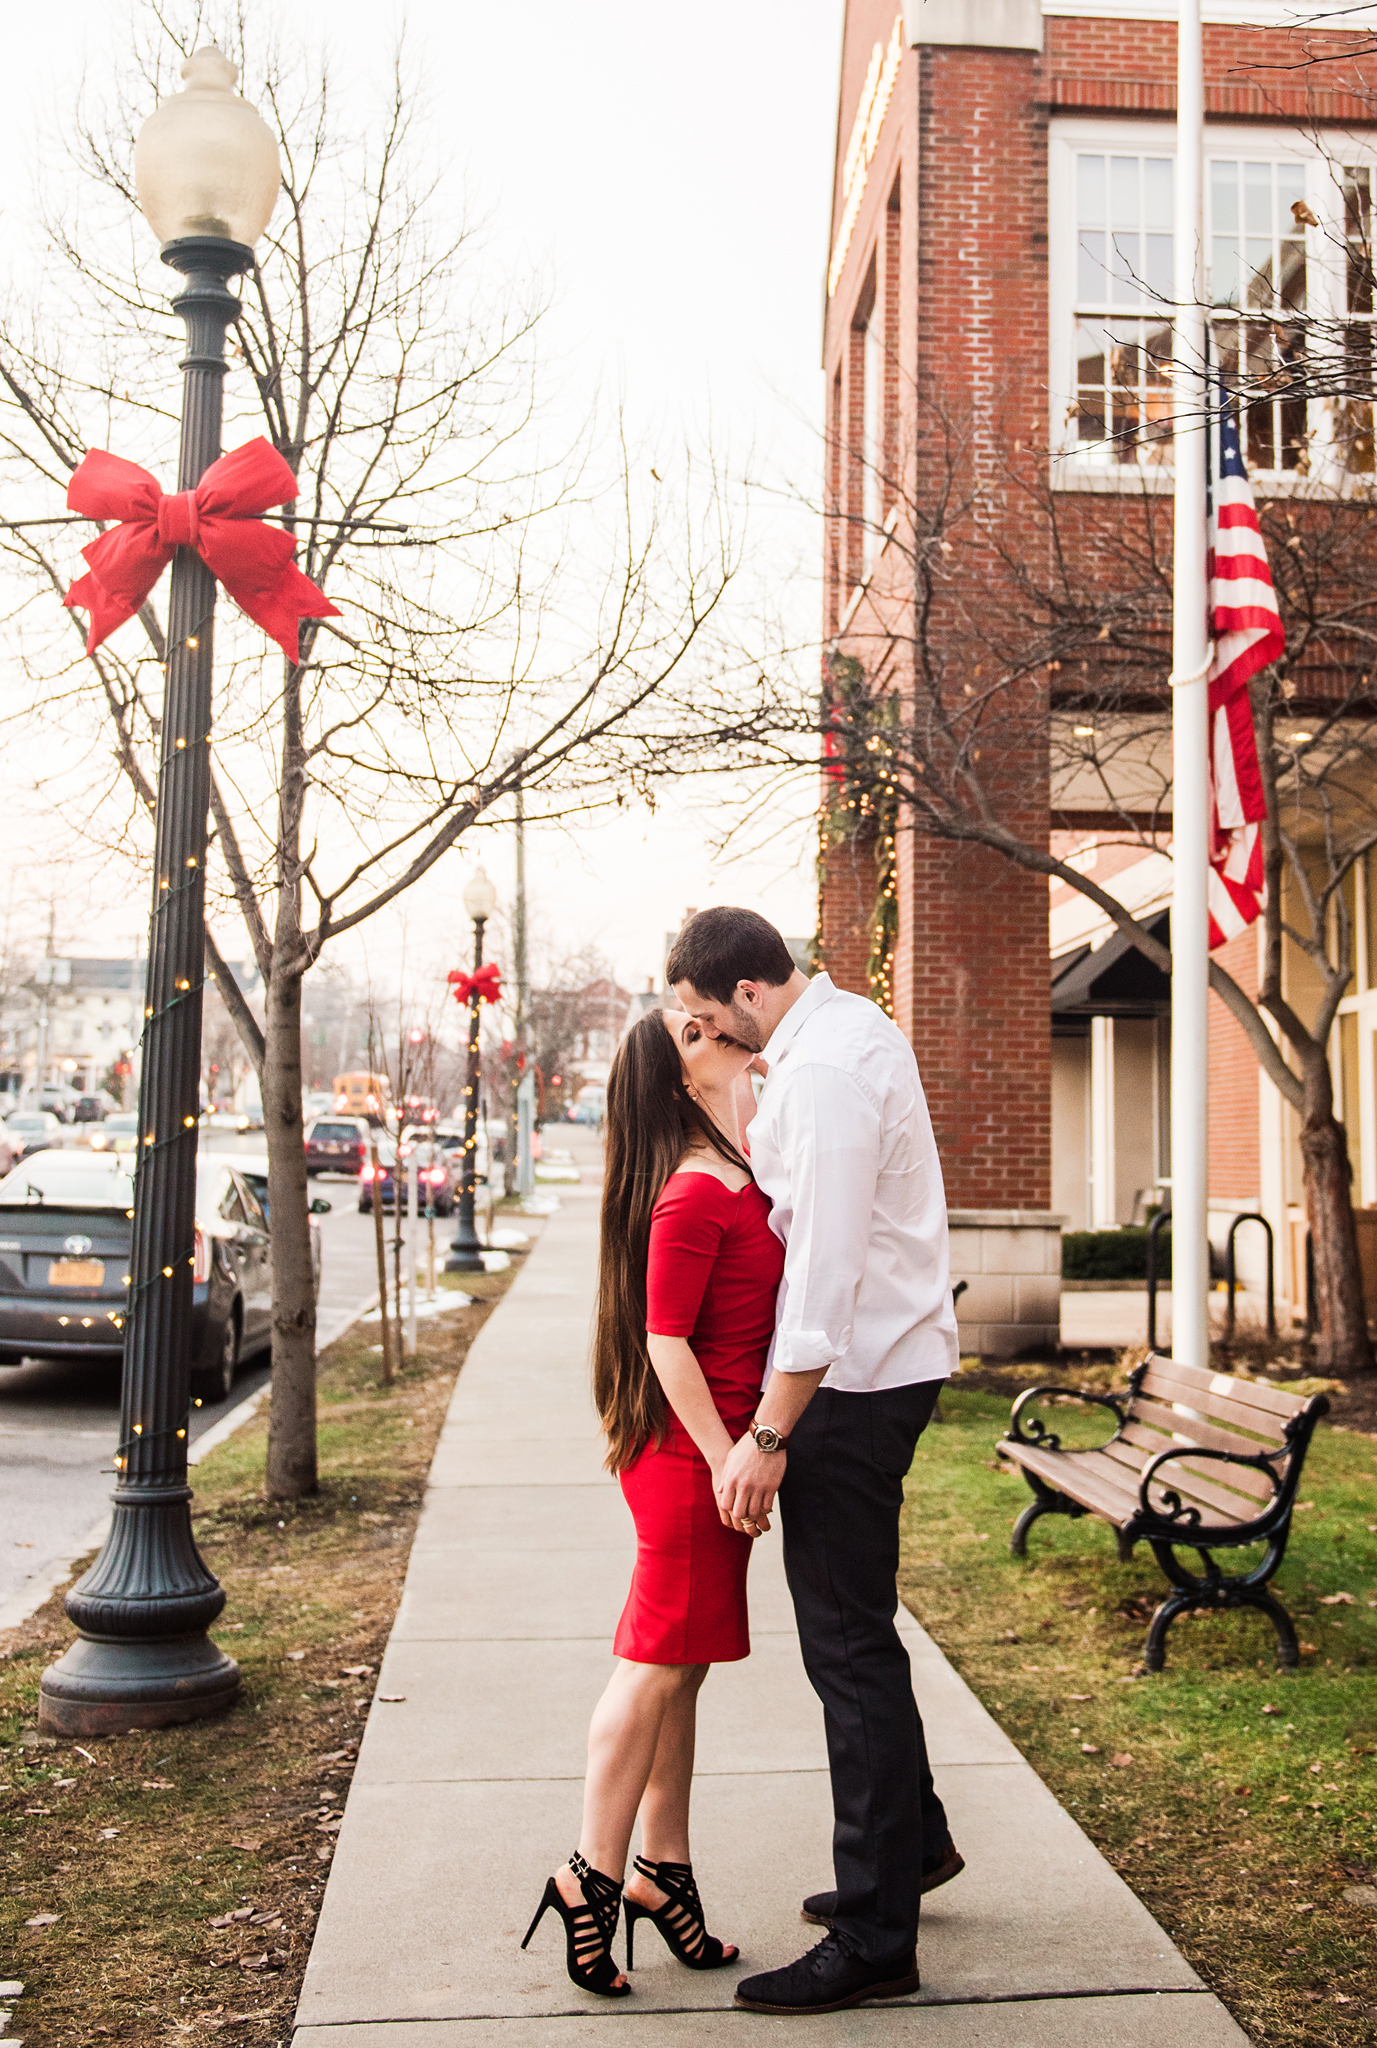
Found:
[38,1489,239,1734]
[39,1634,240,1737]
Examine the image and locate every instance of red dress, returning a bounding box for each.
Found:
[613,1170,785,1665]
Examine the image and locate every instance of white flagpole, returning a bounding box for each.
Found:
[1171,0,1211,1369]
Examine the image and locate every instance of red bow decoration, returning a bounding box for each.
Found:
[64,438,340,664]
[448,962,502,1006]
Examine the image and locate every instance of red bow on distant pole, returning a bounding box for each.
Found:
[448,962,502,1006]
[64,438,340,664]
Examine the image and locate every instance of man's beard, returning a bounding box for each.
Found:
[722,998,765,1053]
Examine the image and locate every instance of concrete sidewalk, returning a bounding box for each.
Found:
[292,1164,1251,2047]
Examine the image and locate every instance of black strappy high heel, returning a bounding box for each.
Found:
[623,1855,738,1971]
[521,1851,631,1998]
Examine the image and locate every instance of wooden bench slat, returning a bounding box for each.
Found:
[1129,1396,1282,1470]
[1144,1353,1305,1424]
[1104,1435,1270,1522]
[1000,1441,1143,1526]
[1139,1369,1289,1443]
[1118,1421,1275,1502]
[1004,1437,1250,1530]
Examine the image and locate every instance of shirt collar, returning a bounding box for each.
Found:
[761,971,837,1065]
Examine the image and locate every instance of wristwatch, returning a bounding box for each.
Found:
[749,1419,789,1454]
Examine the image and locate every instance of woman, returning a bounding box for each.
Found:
[522,1007,783,1997]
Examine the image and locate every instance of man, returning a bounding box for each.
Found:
[666,906,961,2018]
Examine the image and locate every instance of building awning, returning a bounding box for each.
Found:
[1050,911,1170,1020]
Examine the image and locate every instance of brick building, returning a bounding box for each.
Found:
[818,1,1377,1350]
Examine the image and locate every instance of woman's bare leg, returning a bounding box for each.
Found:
[635,1663,707,1867]
[554,1658,701,1987]
[624,1665,736,1959]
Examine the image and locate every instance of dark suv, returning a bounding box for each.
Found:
[304,1116,371,1178]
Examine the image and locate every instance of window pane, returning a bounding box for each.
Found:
[1111,230,1141,304]
[1145,231,1172,302]
[1277,161,1306,223]
[1279,237,1306,312]
[1144,157,1173,230]
[1213,236,1241,307]
[1244,161,1272,234]
[1366,852,1377,989]
[1111,156,1140,227]
[1246,238,1274,309]
[1078,154,1106,225]
[1212,160,1239,235]
[1079,229,1106,302]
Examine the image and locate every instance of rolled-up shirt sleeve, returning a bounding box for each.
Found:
[768,1062,880,1374]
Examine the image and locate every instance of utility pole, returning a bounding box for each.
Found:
[1170,0,1211,1370]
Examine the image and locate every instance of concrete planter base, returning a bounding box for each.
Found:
[949,1210,1066,1360]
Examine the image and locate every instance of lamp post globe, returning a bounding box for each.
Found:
[462,867,499,925]
[39,48,280,1736]
[446,868,499,1274]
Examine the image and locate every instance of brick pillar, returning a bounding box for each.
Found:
[893,40,1051,1214]
[819,833,879,998]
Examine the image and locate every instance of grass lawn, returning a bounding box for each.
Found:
[0,1252,527,2047]
[901,1370,1377,2048]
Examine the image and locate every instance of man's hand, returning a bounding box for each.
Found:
[717,1434,784,1530]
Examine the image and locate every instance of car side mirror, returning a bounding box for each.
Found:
[310,1197,333,1215]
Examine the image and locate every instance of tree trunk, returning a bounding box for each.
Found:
[1300,1058,1374,1378]
[263,959,319,1496]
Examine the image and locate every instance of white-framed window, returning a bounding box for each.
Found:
[1049,118,1377,485]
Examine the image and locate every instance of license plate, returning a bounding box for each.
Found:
[48,1259,105,1287]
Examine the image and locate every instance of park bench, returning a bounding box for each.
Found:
[997,1353,1330,1671]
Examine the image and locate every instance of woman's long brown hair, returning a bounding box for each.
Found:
[593,1011,748,1473]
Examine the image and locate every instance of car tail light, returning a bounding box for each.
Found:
[359,1164,375,1182]
[424,1167,447,1185]
[193,1228,210,1283]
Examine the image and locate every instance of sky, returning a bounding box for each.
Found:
[1,0,843,998]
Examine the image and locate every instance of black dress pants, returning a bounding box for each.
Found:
[778,1379,947,1963]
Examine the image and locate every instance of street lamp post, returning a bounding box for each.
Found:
[445,867,499,1274]
[39,48,281,1735]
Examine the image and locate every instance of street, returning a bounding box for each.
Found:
[0,1151,386,1622]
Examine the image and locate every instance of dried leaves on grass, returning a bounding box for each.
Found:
[0,1260,522,2046]
[905,1381,1377,2046]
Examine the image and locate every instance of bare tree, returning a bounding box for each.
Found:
[0,8,743,1492]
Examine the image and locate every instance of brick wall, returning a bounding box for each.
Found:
[819,835,880,997]
[1208,928,1262,1198]
[1046,17,1377,121]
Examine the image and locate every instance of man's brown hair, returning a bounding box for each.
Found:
[665,906,796,1004]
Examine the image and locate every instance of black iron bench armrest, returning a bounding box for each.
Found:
[1135,1442,1284,1536]
[1006,1384,1127,1455]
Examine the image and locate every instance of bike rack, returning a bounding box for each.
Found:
[1224,1212,1276,1343]
[1146,1209,1171,1352]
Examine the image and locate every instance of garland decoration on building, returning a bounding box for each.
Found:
[820,650,899,1017]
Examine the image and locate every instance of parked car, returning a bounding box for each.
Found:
[5,1110,66,1158]
[200,1149,331,1298]
[304,1115,372,1178]
[72,1094,110,1123]
[87,1112,139,1153]
[304,1091,337,1120]
[39,1088,77,1123]
[358,1140,457,1217]
[430,1122,490,1186]
[0,1149,273,1401]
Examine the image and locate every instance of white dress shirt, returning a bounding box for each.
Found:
[746,973,958,1393]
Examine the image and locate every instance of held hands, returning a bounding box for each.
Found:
[714,1433,784,1538]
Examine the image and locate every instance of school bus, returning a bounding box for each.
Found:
[333,1071,392,1124]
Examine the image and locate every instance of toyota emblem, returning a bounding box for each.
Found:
[63,1234,93,1255]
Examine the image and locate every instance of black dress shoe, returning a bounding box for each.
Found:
[735,1930,920,2014]
[801,1838,965,1926]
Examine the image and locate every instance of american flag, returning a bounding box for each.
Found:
[1204,399,1283,948]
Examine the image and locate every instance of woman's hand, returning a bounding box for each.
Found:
[712,1463,770,1537]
